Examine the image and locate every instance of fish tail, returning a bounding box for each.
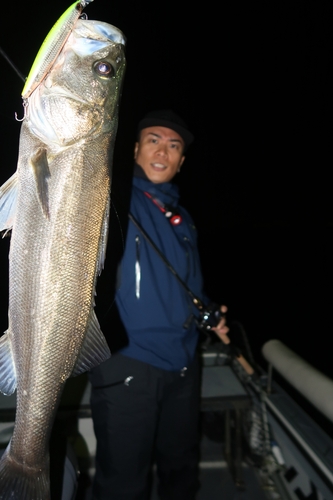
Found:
[0,445,50,500]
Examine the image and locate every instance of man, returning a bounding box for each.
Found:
[89,110,228,500]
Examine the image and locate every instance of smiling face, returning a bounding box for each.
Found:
[134,126,185,183]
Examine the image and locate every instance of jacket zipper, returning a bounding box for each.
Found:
[135,235,141,299]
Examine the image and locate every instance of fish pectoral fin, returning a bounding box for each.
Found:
[0,330,17,395]
[30,147,51,219]
[71,309,111,377]
[0,172,18,232]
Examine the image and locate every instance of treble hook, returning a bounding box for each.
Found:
[15,98,28,122]
[80,0,94,8]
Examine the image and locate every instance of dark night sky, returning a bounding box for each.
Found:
[1,0,333,388]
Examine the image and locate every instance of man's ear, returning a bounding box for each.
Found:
[178,155,185,172]
[134,142,139,159]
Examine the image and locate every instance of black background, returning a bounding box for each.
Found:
[1,0,333,411]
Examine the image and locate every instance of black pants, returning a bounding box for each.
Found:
[89,354,200,500]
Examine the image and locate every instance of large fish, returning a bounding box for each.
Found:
[0,1,126,497]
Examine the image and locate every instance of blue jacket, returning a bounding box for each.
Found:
[116,174,207,371]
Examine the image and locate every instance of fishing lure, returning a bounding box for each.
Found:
[23,0,94,98]
[15,0,94,122]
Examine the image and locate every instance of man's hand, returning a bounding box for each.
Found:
[211,305,255,376]
[211,305,230,344]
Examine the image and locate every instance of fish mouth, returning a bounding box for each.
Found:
[78,20,126,46]
[68,20,125,59]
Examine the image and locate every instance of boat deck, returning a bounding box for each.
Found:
[0,358,280,500]
[74,432,274,500]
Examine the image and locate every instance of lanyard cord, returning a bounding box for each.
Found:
[128,212,205,311]
[143,191,167,213]
[143,191,182,225]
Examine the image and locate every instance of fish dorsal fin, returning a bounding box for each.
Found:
[29,147,51,219]
[0,172,18,232]
[0,330,17,396]
[71,309,111,377]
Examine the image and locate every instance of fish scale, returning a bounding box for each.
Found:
[0,10,126,499]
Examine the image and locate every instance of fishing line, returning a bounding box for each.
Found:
[111,199,126,255]
[128,212,205,310]
[0,45,27,121]
[0,46,26,84]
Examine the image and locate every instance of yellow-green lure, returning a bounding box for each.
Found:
[22,0,94,99]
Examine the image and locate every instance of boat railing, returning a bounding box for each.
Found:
[262,339,333,424]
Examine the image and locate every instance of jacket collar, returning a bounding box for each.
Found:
[133,164,180,205]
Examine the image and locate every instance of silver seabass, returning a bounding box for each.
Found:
[0,19,126,499]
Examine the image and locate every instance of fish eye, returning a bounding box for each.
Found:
[93,61,114,78]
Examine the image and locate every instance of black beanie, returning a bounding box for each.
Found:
[137,109,194,150]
